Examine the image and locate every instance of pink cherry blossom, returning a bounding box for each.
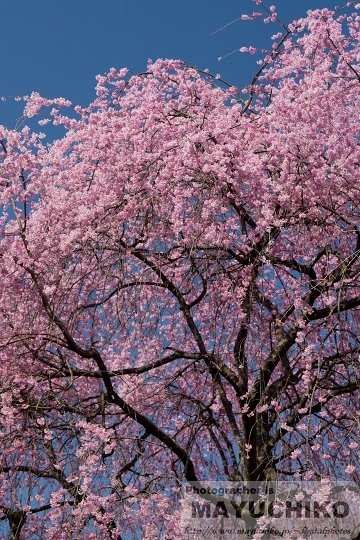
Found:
[0,5,359,537]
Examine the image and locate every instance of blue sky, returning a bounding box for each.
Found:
[1,0,340,130]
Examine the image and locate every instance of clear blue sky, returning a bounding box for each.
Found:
[1,0,339,129]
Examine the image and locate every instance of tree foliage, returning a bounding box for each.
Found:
[0,4,360,538]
